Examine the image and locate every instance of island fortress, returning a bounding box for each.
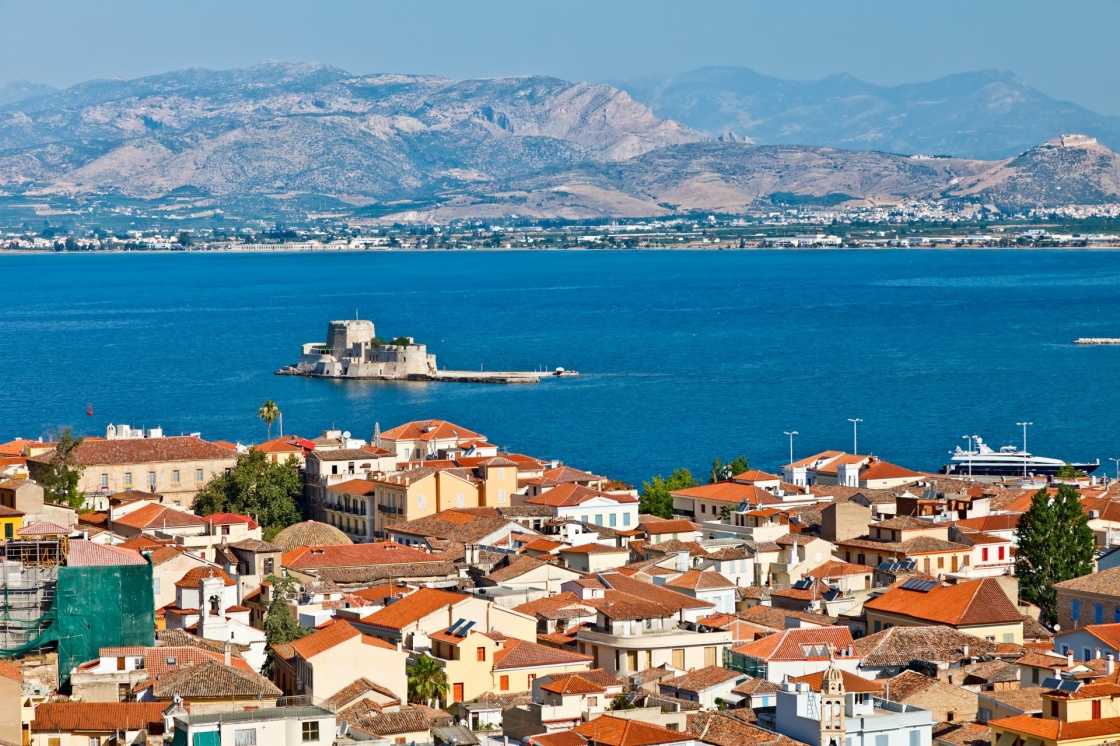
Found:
[279,318,575,384]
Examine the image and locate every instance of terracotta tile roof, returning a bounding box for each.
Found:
[738,605,835,630]
[1054,565,1120,595]
[252,436,306,454]
[493,637,592,670]
[860,460,923,482]
[732,470,780,483]
[599,572,714,611]
[352,583,413,604]
[290,619,397,659]
[512,591,593,619]
[227,538,283,552]
[541,673,606,695]
[639,519,700,535]
[542,465,606,483]
[871,515,937,530]
[0,505,23,517]
[388,511,521,543]
[17,521,70,536]
[175,566,235,588]
[807,560,875,578]
[933,722,991,746]
[118,535,164,551]
[283,540,438,570]
[879,670,941,700]
[324,677,401,710]
[66,539,147,567]
[341,701,432,737]
[0,661,21,683]
[316,561,456,585]
[43,436,237,466]
[362,587,469,630]
[574,715,688,746]
[523,538,566,553]
[272,520,352,551]
[686,711,804,746]
[311,448,390,462]
[671,481,780,505]
[200,512,258,529]
[981,687,1046,713]
[662,569,735,591]
[113,503,206,530]
[148,658,280,699]
[645,539,711,558]
[864,577,1022,626]
[381,419,483,443]
[732,626,855,662]
[486,554,554,582]
[31,702,170,732]
[531,731,590,746]
[661,665,741,693]
[526,483,637,508]
[854,626,998,667]
[731,676,781,696]
[992,714,1120,742]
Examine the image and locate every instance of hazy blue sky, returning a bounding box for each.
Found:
[3,0,1120,114]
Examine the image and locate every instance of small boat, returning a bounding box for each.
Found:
[87,403,93,416]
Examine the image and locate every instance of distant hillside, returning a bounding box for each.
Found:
[0,62,702,200]
[0,80,57,107]
[616,67,1120,159]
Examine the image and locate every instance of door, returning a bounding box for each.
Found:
[704,646,717,667]
[453,683,464,702]
[672,648,685,669]
[626,650,638,672]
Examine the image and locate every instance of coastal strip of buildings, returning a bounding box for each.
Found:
[1,417,1120,745]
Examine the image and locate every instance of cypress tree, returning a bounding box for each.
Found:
[1015,484,1095,627]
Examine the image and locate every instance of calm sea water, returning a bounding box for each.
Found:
[2,249,1119,487]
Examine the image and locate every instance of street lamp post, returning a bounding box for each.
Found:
[784,431,799,467]
[1110,457,1120,481]
[848,418,863,454]
[963,435,974,478]
[1016,422,1033,479]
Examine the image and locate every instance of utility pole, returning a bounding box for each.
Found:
[848,418,863,454]
[1016,422,1033,478]
[784,431,799,467]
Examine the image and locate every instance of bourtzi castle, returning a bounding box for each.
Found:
[289,319,437,380]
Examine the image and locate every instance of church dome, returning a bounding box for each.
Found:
[272,520,352,552]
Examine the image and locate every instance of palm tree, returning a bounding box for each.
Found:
[258,400,280,441]
[407,654,449,707]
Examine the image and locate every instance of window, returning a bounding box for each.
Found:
[302,721,320,742]
[100,473,108,488]
[701,504,706,513]
[153,577,161,595]
[981,547,988,562]
[1094,699,1103,719]
[331,465,338,475]
[937,557,944,569]
[498,489,507,504]
[998,546,1006,560]
[148,471,156,487]
[1072,599,1082,622]
[704,646,716,666]
[873,620,882,633]
[264,558,274,575]
[581,515,589,524]
[418,494,426,509]
[1002,633,1014,643]
[221,525,231,536]
[477,647,486,662]
[623,513,630,526]
[672,648,685,669]
[1050,700,1059,717]
[124,472,132,486]
[453,683,464,702]
[978,707,992,723]
[235,729,258,746]
[1096,604,1105,625]
[1032,667,1040,684]
[2,524,10,540]
[875,735,888,746]
[1084,648,1092,661]
[500,675,509,691]
[1115,607,1120,623]
[196,468,204,482]
[909,730,920,746]
[498,469,505,479]
[595,514,603,526]
[588,696,598,707]
[116,656,126,671]
[456,494,465,508]
[172,469,180,483]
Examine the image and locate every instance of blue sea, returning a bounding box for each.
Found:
[2,249,1119,487]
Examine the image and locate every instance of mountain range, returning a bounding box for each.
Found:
[1,63,1120,220]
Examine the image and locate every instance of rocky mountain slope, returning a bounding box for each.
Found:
[617,67,1120,160]
[2,64,1120,219]
[0,62,701,200]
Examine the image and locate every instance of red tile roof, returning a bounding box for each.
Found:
[661,665,741,693]
[200,512,259,529]
[573,715,688,746]
[362,587,469,630]
[493,637,593,670]
[282,541,439,570]
[329,478,378,496]
[381,420,483,442]
[32,702,170,732]
[732,626,854,662]
[526,483,637,508]
[50,436,238,466]
[662,569,735,591]
[67,539,147,567]
[541,674,606,695]
[864,577,1022,626]
[860,460,923,482]
[175,566,235,589]
[112,503,206,530]
[790,668,884,693]
[290,619,398,659]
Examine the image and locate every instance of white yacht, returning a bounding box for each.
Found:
[941,437,1099,477]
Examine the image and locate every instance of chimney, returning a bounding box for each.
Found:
[223,642,231,666]
[1097,648,1102,660]
[962,644,969,659]
[1067,650,1074,667]
[1108,654,1115,675]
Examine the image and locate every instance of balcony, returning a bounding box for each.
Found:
[378,504,403,515]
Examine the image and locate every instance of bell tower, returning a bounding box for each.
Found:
[820,658,846,746]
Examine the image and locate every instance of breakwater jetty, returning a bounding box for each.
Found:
[277,319,577,384]
[1074,338,1120,345]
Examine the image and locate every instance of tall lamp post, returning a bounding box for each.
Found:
[784,431,799,467]
[1016,422,1033,479]
[963,435,976,478]
[848,418,863,454]
[1110,457,1120,481]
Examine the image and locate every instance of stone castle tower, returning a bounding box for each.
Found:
[820,659,846,746]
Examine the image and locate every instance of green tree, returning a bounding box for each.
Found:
[1055,462,1087,480]
[640,468,698,519]
[37,427,85,509]
[407,654,449,707]
[609,693,636,710]
[192,450,303,537]
[709,455,751,483]
[1016,484,1095,627]
[258,400,280,441]
[262,575,307,677]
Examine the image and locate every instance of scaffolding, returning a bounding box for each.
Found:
[0,537,62,654]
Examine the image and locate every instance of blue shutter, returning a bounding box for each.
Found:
[1072,599,1081,622]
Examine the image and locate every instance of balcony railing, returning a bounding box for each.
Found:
[378,504,403,515]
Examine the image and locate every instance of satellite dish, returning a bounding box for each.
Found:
[342,431,351,439]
